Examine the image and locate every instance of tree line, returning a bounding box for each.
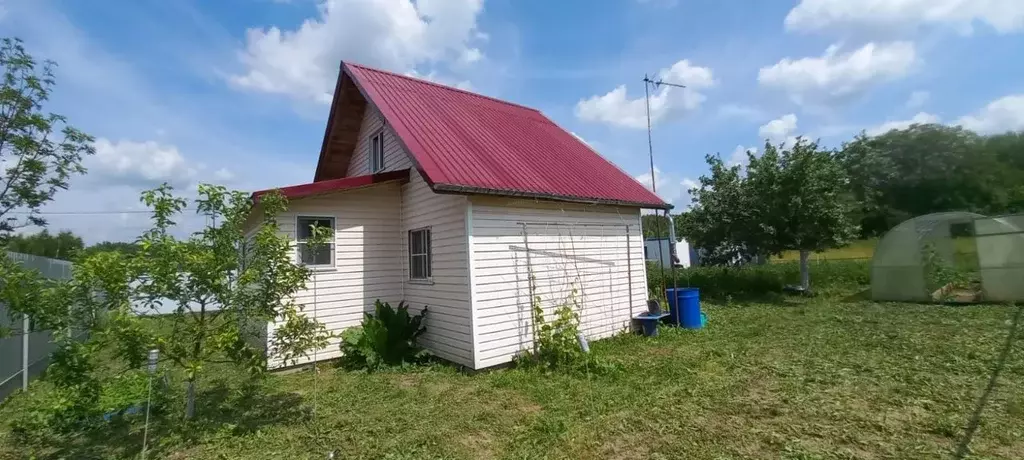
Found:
[3,229,138,260]
[640,124,1024,289]
[643,124,1024,241]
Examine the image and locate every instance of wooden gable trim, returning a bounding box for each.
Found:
[313,67,367,182]
[338,62,436,188]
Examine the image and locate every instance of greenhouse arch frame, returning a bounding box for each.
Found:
[871,212,1024,302]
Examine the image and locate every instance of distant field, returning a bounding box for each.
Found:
[775,237,981,265]
[776,239,878,262]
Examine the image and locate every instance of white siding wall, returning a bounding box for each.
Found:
[400,171,474,367]
[267,183,405,368]
[469,198,647,368]
[346,107,414,177]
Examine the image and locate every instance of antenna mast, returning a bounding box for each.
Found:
[642,75,686,325]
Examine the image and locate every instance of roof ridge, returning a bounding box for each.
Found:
[343,61,542,113]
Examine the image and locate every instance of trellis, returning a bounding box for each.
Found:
[513,221,636,350]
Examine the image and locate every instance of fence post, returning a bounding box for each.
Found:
[22,314,29,391]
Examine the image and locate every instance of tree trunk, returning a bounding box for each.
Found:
[799,250,810,290]
[185,378,196,420]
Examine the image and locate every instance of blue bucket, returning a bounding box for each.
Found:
[665,287,703,329]
[634,312,664,337]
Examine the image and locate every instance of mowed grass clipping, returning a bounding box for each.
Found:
[2,297,1022,459]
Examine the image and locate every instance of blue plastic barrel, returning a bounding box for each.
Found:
[665,288,703,329]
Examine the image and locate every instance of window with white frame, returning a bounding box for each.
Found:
[296,216,335,267]
[408,228,432,280]
[369,130,385,173]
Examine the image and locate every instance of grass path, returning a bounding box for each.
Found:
[3,298,1023,459]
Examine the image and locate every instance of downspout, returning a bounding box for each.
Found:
[666,211,679,326]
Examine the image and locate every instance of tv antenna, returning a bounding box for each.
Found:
[643,74,686,322]
[642,74,686,193]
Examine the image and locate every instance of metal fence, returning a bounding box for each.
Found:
[0,252,74,400]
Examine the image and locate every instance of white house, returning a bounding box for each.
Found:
[247,62,669,370]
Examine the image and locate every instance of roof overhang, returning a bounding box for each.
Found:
[431,183,673,210]
[251,169,410,202]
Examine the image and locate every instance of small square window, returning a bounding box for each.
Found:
[369,130,385,173]
[408,228,432,280]
[297,216,335,267]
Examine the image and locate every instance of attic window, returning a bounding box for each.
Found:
[369,130,385,173]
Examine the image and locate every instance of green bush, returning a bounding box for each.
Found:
[646,259,870,301]
[7,367,173,444]
[338,300,428,370]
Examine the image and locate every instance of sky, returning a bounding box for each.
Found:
[3,0,1024,243]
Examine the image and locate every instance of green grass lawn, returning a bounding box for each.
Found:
[3,294,1022,459]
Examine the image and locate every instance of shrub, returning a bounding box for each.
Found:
[646,259,870,301]
[7,367,173,444]
[338,300,428,370]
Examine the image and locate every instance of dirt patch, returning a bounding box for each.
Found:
[595,434,652,460]
[458,431,496,460]
[395,374,422,389]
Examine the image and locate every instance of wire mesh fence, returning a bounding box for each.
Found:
[0,252,74,400]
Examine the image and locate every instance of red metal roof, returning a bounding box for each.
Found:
[252,169,409,202]
[342,62,669,209]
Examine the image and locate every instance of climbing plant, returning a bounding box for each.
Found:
[517,275,614,374]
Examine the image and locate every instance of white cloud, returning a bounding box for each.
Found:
[45,138,238,244]
[634,167,698,208]
[728,145,758,168]
[867,111,941,136]
[89,138,202,188]
[575,60,715,129]
[405,69,473,91]
[570,132,595,150]
[758,42,917,105]
[214,168,235,182]
[758,114,799,144]
[229,0,486,104]
[956,94,1024,134]
[3,0,307,244]
[785,0,1024,34]
[905,90,930,109]
[459,48,483,65]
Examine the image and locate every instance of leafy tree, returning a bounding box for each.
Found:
[680,140,856,289]
[839,124,1003,236]
[747,139,857,289]
[642,213,691,245]
[677,153,758,266]
[4,229,84,260]
[0,37,94,240]
[7,184,333,421]
[641,213,671,239]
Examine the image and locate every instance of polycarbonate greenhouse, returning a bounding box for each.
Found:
[871,212,1024,302]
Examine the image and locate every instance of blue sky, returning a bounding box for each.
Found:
[2,0,1024,242]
